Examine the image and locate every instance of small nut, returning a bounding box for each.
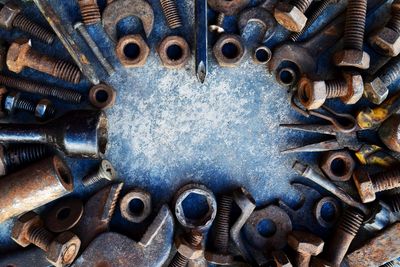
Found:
[272,250,293,267]
[253,46,272,65]
[120,189,152,223]
[370,27,400,57]
[35,99,55,120]
[89,84,116,109]
[342,72,363,104]
[6,39,31,73]
[313,197,340,228]
[213,34,245,67]
[115,35,150,67]
[287,230,324,255]
[353,169,376,203]
[297,77,327,110]
[364,77,388,104]
[157,36,190,69]
[0,2,21,29]
[320,150,355,182]
[333,49,370,69]
[175,233,203,260]
[47,231,81,267]
[274,2,307,33]
[11,211,43,247]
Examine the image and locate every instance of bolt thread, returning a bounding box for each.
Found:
[15,98,35,113]
[3,144,49,172]
[216,13,225,27]
[0,75,81,103]
[53,60,81,84]
[188,231,203,246]
[382,261,396,267]
[160,0,182,29]
[213,195,232,253]
[28,227,53,251]
[338,209,364,236]
[372,169,400,192]
[289,0,332,41]
[12,14,55,44]
[78,3,101,25]
[169,253,188,267]
[387,11,400,33]
[82,172,104,186]
[293,0,313,13]
[378,57,400,86]
[390,194,400,213]
[343,0,367,51]
[326,79,348,98]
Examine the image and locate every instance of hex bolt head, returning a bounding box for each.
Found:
[11,211,43,247]
[47,231,81,267]
[274,2,307,32]
[0,2,21,30]
[297,77,327,110]
[370,27,400,57]
[4,91,20,113]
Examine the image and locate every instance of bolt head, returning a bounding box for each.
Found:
[378,114,400,153]
[115,35,150,68]
[6,39,31,73]
[370,27,400,57]
[274,2,307,33]
[320,150,355,182]
[342,72,363,104]
[4,91,19,113]
[11,211,42,247]
[0,2,21,29]
[47,231,81,267]
[287,230,324,256]
[297,77,327,110]
[333,49,370,69]
[35,99,54,120]
[364,77,388,104]
[175,233,203,260]
[353,169,376,203]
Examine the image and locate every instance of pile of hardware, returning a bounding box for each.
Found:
[0,0,399,266]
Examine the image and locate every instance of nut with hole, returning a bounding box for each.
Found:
[213,34,245,67]
[116,35,150,68]
[120,189,152,223]
[253,46,272,65]
[313,196,340,228]
[273,1,309,33]
[89,84,116,110]
[320,150,355,182]
[157,36,190,69]
[45,198,84,233]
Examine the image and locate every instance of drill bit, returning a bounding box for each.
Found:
[195,0,207,83]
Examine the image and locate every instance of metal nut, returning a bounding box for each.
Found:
[115,35,150,67]
[89,84,116,109]
[204,251,233,265]
[11,211,43,247]
[213,34,245,68]
[47,231,81,267]
[364,77,388,104]
[0,2,21,29]
[353,169,375,203]
[120,189,152,223]
[253,46,272,65]
[320,150,355,182]
[4,91,19,113]
[297,77,327,110]
[157,36,190,69]
[6,38,31,73]
[175,233,203,260]
[370,27,400,57]
[333,49,370,69]
[274,2,307,33]
[35,99,54,120]
[313,197,340,228]
[342,72,363,104]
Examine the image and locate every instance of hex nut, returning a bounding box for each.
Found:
[11,211,43,247]
[35,99,54,120]
[204,251,233,265]
[353,169,376,203]
[253,46,272,65]
[213,34,245,68]
[274,2,307,33]
[115,35,150,68]
[333,49,370,69]
[47,231,81,267]
[6,39,31,73]
[342,72,363,104]
[0,2,21,29]
[207,0,250,16]
[157,36,190,69]
[364,77,388,104]
[89,84,116,110]
[370,27,400,57]
[120,189,152,223]
[4,91,19,113]
[287,230,324,255]
[320,150,355,182]
[297,77,327,110]
[175,233,203,260]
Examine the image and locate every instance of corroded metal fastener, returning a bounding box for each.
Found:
[378,114,400,153]
[0,156,73,223]
[274,0,313,32]
[6,39,81,84]
[77,0,101,25]
[82,159,117,186]
[160,0,182,29]
[287,231,324,267]
[169,231,203,267]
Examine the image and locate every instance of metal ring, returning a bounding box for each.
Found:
[313,196,341,228]
[120,189,152,223]
[89,84,116,110]
[45,198,84,233]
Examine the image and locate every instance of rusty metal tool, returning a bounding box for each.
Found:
[195,0,207,83]
[292,161,369,215]
[72,205,174,267]
[32,0,99,85]
[0,110,107,158]
[0,156,73,223]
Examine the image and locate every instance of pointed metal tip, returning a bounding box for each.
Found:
[196,62,206,83]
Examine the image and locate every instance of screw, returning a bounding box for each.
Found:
[169,231,203,267]
[209,13,225,33]
[287,231,324,267]
[74,22,115,76]
[82,159,117,186]
[0,2,55,44]
[77,0,101,25]
[6,39,81,84]
[160,0,182,29]
[0,74,82,103]
[382,261,396,267]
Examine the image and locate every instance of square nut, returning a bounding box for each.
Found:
[353,169,376,203]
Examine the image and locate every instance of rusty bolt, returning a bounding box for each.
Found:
[157,36,190,69]
[169,231,203,267]
[274,0,311,33]
[213,34,245,68]
[6,39,81,83]
[287,230,324,267]
[115,35,150,68]
[77,0,101,25]
[320,150,355,182]
[82,159,117,186]
[11,211,81,267]
[160,0,182,29]
[353,167,400,203]
[379,114,400,153]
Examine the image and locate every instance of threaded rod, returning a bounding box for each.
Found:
[343,0,367,50]
[12,14,55,44]
[160,0,182,29]
[371,169,400,192]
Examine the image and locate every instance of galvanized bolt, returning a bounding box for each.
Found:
[0,2,55,44]
[160,0,182,29]
[6,39,81,84]
[287,231,324,267]
[209,13,225,33]
[77,0,101,25]
[169,231,203,267]
[82,159,117,186]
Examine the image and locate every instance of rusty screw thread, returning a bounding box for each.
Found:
[3,144,49,173]
[390,194,400,213]
[78,0,101,25]
[160,0,182,29]
[370,169,400,193]
[27,226,54,251]
[387,1,400,33]
[213,195,233,253]
[343,0,367,51]
[0,74,82,103]
[293,0,314,14]
[12,14,55,44]
[325,79,348,98]
[169,232,203,267]
[375,56,400,86]
[289,0,332,42]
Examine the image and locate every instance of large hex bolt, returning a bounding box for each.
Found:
[205,195,234,265]
[160,0,182,29]
[370,0,400,57]
[287,231,324,267]
[297,72,363,110]
[320,150,355,182]
[274,0,313,32]
[353,167,400,203]
[77,0,101,25]
[169,231,204,267]
[11,211,81,267]
[6,39,81,84]
[333,0,370,69]
[0,2,55,44]
[157,36,191,69]
[82,159,117,186]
